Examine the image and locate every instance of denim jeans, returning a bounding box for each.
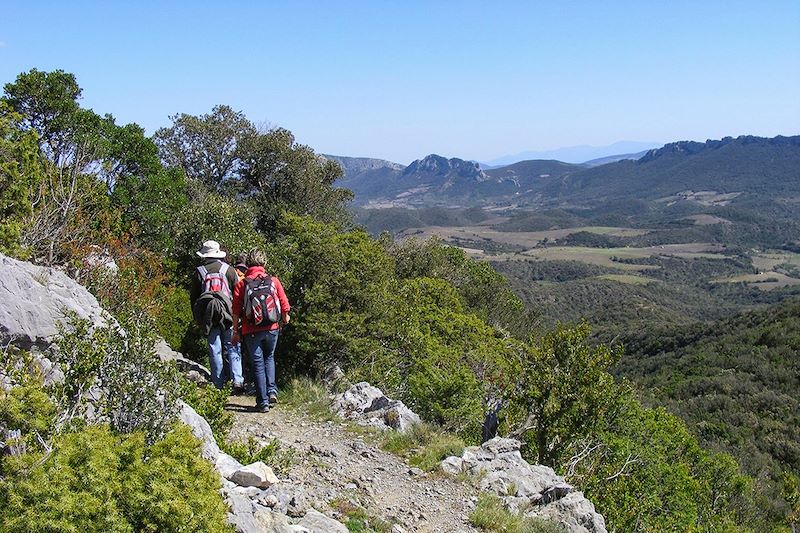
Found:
[244,329,279,408]
[207,326,243,389]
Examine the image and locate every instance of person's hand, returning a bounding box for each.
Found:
[281,314,290,325]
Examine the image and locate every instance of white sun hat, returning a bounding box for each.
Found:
[196,240,226,259]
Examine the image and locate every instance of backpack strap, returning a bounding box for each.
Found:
[197,265,208,279]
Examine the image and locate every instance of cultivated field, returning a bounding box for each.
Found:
[396,225,650,249]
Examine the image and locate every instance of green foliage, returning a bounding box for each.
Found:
[172,191,265,278]
[221,436,295,476]
[0,424,231,533]
[1,69,157,266]
[0,349,56,456]
[154,104,256,190]
[380,422,465,472]
[180,380,234,442]
[619,297,800,527]
[112,167,189,258]
[569,393,754,532]
[505,322,622,465]
[386,236,530,335]
[469,494,566,533]
[238,127,352,233]
[0,103,44,258]
[280,376,335,420]
[53,315,180,443]
[329,497,393,533]
[266,214,396,374]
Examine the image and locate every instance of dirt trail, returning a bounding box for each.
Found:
[228,395,478,532]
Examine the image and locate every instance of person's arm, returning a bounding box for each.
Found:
[274,277,291,325]
[231,278,243,343]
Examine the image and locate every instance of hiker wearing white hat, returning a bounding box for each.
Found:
[190,240,244,390]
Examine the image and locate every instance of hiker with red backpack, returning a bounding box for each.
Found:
[232,248,291,413]
[191,240,245,390]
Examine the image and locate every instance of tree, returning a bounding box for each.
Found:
[2,69,82,164]
[153,104,255,191]
[506,322,622,465]
[0,104,45,257]
[238,127,352,234]
[2,69,160,264]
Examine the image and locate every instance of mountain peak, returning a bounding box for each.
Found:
[404,154,489,182]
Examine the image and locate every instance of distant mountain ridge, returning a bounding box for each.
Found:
[331,135,800,212]
[485,141,662,166]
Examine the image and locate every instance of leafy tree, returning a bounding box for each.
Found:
[568,393,755,531]
[238,127,352,234]
[112,167,189,258]
[2,68,82,163]
[153,104,255,191]
[2,69,160,265]
[505,322,622,465]
[0,103,44,257]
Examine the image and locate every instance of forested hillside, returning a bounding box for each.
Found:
[619,298,800,524]
[1,68,797,531]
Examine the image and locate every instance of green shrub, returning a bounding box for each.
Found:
[53,315,180,443]
[221,435,295,476]
[0,424,231,532]
[180,380,233,442]
[381,422,465,472]
[0,349,56,446]
[469,494,566,533]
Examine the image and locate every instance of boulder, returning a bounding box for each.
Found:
[332,382,421,433]
[225,489,264,533]
[442,437,606,533]
[217,452,246,479]
[527,491,607,533]
[0,253,106,351]
[178,400,220,462]
[231,461,280,488]
[155,338,211,383]
[297,509,348,533]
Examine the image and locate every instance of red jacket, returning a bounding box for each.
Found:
[232,266,291,335]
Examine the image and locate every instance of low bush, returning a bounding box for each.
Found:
[381,422,465,472]
[0,424,231,532]
[469,494,566,533]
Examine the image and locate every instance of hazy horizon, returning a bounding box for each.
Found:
[2,1,798,163]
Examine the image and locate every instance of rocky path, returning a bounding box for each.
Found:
[227,395,479,532]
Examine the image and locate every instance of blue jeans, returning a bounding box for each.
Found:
[207,326,243,389]
[244,329,279,408]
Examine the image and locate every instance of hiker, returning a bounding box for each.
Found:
[191,240,244,390]
[232,248,291,412]
[231,253,253,390]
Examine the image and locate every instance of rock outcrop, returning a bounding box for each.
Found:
[0,252,106,350]
[332,382,421,432]
[442,437,607,533]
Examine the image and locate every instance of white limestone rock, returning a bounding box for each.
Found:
[297,509,348,533]
[332,382,421,433]
[0,252,106,351]
[178,400,220,462]
[231,461,280,488]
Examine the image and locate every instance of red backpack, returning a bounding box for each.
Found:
[243,275,281,325]
[197,263,232,298]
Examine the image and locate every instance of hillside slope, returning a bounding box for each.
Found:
[619,297,800,480]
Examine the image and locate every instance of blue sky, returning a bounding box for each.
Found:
[1,1,798,163]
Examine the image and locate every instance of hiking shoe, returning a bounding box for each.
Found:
[254,403,270,413]
[268,394,278,405]
[232,383,246,395]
